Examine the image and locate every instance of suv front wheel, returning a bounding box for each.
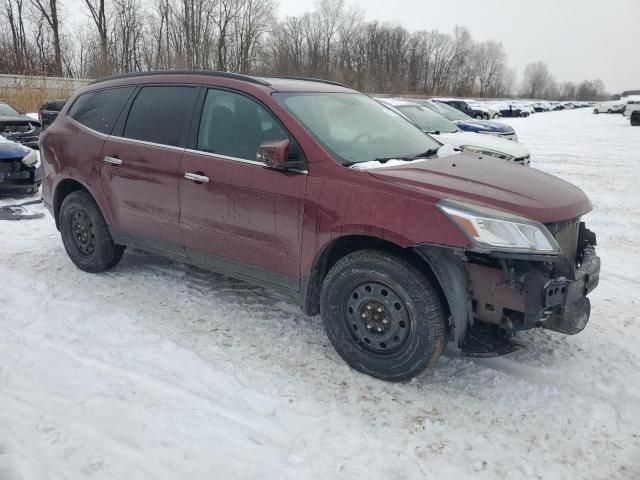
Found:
[59,190,124,272]
[320,250,446,382]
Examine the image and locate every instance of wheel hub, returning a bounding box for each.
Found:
[346,282,411,354]
[71,210,96,255]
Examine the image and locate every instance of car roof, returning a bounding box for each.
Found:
[88,70,356,93]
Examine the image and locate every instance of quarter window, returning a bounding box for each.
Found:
[68,87,135,134]
[123,86,196,147]
[197,89,290,161]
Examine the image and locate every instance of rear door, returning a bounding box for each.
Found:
[179,88,307,290]
[101,85,199,255]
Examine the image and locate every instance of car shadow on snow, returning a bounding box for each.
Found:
[108,248,584,390]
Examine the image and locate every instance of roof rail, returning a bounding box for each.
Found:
[88,70,272,87]
[266,76,350,88]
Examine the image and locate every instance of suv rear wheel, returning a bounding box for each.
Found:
[631,113,640,126]
[59,190,124,272]
[320,250,446,382]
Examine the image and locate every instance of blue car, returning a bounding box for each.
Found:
[420,100,518,142]
[0,134,41,195]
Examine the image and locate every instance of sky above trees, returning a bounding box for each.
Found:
[0,0,629,99]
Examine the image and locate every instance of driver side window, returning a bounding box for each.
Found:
[197,89,291,162]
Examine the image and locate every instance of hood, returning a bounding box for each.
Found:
[364,153,591,223]
[455,119,513,133]
[0,137,30,160]
[0,115,41,126]
[433,131,529,158]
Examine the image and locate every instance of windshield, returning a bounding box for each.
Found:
[275,92,440,164]
[395,104,459,134]
[0,103,20,116]
[422,101,471,122]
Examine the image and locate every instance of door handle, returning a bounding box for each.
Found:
[104,156,122,165]
[184,172,209,183]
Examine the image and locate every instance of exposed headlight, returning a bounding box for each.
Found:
[21,149,40,168]
[460,145,514,161]
[438,199,560,254]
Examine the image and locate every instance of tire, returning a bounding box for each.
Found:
[474,114,483,120]
[493,113,501,119]
[320,249,446,382]
[632,114,640,126]
[593,109,599,114]
[59,190,124,273]
[607,109,612,114]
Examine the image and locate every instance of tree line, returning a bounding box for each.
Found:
[0,0,608,100]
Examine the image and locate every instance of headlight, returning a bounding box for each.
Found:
[438,199,560,254]
[460,145,514,161]
[21,149,39,168]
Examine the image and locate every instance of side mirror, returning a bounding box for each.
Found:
[257,139,290,170]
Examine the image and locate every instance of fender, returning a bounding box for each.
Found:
[414,244,472,345]
[51,175,113,229]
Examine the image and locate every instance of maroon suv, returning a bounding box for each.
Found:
[40,71,600,381]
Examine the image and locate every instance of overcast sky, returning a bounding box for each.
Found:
[278,0,639,93]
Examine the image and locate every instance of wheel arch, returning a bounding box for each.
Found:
[53,178,99,230]
[301,235,455,332]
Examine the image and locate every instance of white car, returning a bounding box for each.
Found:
[594,100,626,114]
[623,97,640,117]
[468,101,501,119]
[376,98,531,165]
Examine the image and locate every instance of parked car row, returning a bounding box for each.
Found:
[376,97,530,165]
[426,98,592,119]
[37,71,601,382]
[591,96,640,126]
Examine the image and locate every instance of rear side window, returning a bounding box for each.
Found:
[50,101,65,111]
[68,87,135,134]
[123,86,196,147]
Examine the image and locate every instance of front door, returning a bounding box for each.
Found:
[101,85,198,254]
[179,88,307,290]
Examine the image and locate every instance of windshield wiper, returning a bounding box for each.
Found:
[374,148,440,163]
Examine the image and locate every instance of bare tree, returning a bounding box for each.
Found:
[472,40,507,97]
[83,0,110,76]
[30,0,62,75]
[232,0,274,72]
[112,0,144,73]
[521,61,553,99]
[0,0,607,101]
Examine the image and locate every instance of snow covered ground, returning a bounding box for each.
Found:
[1,108,639,480]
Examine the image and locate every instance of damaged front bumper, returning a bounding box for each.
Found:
[538,246,599,334]
[415,222,600,357]
[467,245,600,337]
[0,162,42,194]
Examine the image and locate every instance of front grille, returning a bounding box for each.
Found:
[0,122,36,134]
[0,158,26,173]
[546,217,580,265]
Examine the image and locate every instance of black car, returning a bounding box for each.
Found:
[0,103,42,149]
[38,99,66,130]
[498,104,524,118]
[435,99,488,119]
